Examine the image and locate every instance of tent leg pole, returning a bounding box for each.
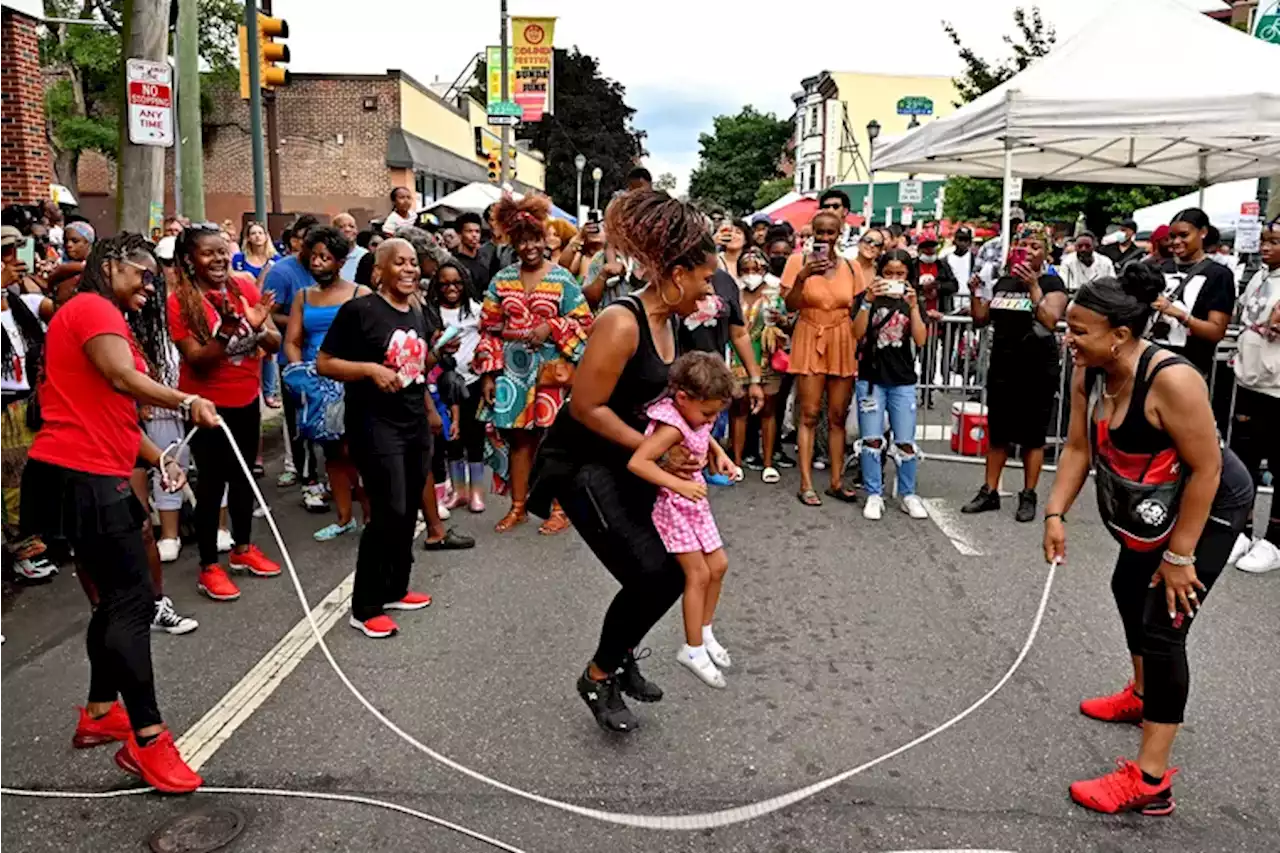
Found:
[1000,137,1013,265]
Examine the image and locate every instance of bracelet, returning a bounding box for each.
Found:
[177,394,197,420]
[748,376,762,386]
[1044,512,1066,523]
[1162,549,1196,567]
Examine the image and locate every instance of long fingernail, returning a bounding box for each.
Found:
[1169,611,1176,619]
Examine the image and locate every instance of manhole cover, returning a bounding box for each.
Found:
[148,806,246,853]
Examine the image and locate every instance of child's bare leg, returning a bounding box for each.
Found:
[676,551,710,647]
[702,548,728,627]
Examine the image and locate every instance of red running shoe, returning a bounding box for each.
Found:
[114,730,203,794]
[1080,681,1143,724]
[228,544,281,577]
[72,702,132,748]
[384,591,432,611]
[1070,758,1176,815]
[197,565,241,601]
[349,614,398,638]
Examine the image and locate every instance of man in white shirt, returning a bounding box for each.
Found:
[945,226,975,307]
[381,187,417,236]
[333,213,367,281]
[1059,231,1115,293]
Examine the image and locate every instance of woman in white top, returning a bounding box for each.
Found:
[1231,217,1280,574]
[381,187,417,236]
[715,219,750,287]
[429,260,488,512]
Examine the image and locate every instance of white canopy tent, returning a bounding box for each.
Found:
[872,0,1280,242]
[1132,179,1258,234]
[422,182,576,224]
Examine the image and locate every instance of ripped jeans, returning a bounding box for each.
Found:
[855,380,918,498]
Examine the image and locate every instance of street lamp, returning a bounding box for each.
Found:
[591,166,604,211]
[866,119,881,226]
[574,154,587,220]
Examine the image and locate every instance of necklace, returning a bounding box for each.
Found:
[1103,347,1140,399]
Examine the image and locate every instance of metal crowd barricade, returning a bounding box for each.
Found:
[908,317,1271,497]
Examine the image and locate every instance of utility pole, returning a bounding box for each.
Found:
[116,0,168,232]
[499,0,509,186]
[245,2,267,224]
[262,0,282,214]
[176,0,204,220]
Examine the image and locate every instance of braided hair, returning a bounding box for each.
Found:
[172,225,243,343]
[77,232,172,381]
[604,190,715,280]
[428,259,475,319]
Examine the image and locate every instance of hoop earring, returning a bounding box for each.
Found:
[659,279,684,308]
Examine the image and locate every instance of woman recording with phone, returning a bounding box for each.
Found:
[962,222,1067,523]
[1043,265,1253,816]
[781,210,860,506]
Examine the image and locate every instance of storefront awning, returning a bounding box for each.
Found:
[386,129,538,195]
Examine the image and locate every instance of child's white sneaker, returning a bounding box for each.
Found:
[677,644,726,688]
[702,624,731,668]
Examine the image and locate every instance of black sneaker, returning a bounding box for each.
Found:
[1015,488,1038,522]
[577,669,638,733]
[773,450,796,469]
[741,453,765,471]
[961,485,1000,514]
[618,648,663,703]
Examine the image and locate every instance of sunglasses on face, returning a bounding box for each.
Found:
[821,202,844,211]
[861,237,883,248]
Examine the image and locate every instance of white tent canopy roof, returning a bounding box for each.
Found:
[1132,178,1258,233]
[873,0,1280,186]
[422,183,509,219]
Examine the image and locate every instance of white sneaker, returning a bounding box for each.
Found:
[676,644,726,688]
[900,494,929,519]
[863,494,885,520]
[216,528,234,553]
[1237,538,1280,574]
[13,556,57,581]
[156,537,181,563]
[1227,533,1252,567]
[151,596,198,635]
[703,628,731,669]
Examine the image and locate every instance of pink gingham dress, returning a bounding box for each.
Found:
[645,397,723,555]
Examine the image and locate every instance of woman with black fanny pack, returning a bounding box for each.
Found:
[1043,264,1254,817]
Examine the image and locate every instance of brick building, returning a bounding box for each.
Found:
[1,0,55,207]
[75,69,546,235]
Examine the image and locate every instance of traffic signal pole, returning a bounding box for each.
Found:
[499,0,509,186]
[245,2,267,224]
[262,0,282,214]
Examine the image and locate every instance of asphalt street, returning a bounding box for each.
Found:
[3,441,1278,853]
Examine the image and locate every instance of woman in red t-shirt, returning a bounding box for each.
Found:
[21,232,219,793]
[168,226,281,602]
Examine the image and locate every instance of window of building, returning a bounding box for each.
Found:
[808,105,819,134]
[807,163,817,192]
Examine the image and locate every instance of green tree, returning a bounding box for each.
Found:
[654,171,678,193]
[941,7,1188,230]
[40,0,241,195]
[753,176,794,212]
[687,107,793,216]
[477,48,647,209]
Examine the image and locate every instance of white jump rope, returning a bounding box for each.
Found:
[2,419,1061,847]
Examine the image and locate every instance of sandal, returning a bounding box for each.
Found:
[824,485,859,504]
[495,501,528,532]
[538,502,571,535]
[761,466,780,484]
[797,489,822,507]
[422,528,476,550]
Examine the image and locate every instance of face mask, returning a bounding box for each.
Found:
[741,273,764,290]
[918,253,937,264]
[768,256,787,277]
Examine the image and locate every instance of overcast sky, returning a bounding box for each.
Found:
[274,0,1225,193]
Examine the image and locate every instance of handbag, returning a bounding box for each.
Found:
[770,348,790,373]
[536,358,575,388]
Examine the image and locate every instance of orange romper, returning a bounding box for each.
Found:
[780,254,862,377]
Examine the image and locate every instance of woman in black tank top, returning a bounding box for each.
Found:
[530,191,719,734]
[1043,266,1254,818]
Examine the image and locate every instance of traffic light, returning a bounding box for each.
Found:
[238,14,291,99]
[508,149,518,182]
[486,149,501,183]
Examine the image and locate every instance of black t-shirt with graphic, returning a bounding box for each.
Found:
[678,268,745,356]
[320,293,435,453]
[988,272,1066,377]
[1148,259,1236,375]
[860,296,917,387]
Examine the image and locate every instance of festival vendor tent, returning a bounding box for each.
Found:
[423,182,577,225]
[764,196,863,230]
[1132,179,1258,235]
[753,190,804,219]
[872,0,1280,240]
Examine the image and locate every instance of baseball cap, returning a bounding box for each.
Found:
[1009,205,1026,222]
[154,235,177,261]
[1119,219,1138,232]
[1,225,26,248]
[918,230,940,247]
[1150,224,1170,243]
[953,226,973,240]
[750,213,772,226]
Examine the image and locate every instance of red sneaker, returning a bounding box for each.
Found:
[229,544,281,577]
[1080,681,1143,724]
[384,591,432,611]
[72,702,132,749]
[349,614,398,638]
[113,730,202,794]
[197,565,241,601]
[1070,758,1176,815]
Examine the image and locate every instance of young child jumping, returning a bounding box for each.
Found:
[628,351,740,688]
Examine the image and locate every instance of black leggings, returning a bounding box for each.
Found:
[1230,386,1280,542]
[1110,509,1246,725]
[352,437,429,621]
[447,380,486,464]
[20,459,161,731]
[189,402,260,565]
[558,462,685,673]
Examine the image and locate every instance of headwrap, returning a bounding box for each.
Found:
[1014,220,1049,247]
[65,221,95,243]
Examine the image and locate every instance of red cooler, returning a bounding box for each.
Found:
[950,402,989,457]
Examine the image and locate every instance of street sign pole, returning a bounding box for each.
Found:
[499,0,510,187]
[245,1,267,224]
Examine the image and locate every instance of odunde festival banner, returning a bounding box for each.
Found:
[511,16,555,122]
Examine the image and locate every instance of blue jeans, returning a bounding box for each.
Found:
[856,380,918,498]
[261,356,280,398]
